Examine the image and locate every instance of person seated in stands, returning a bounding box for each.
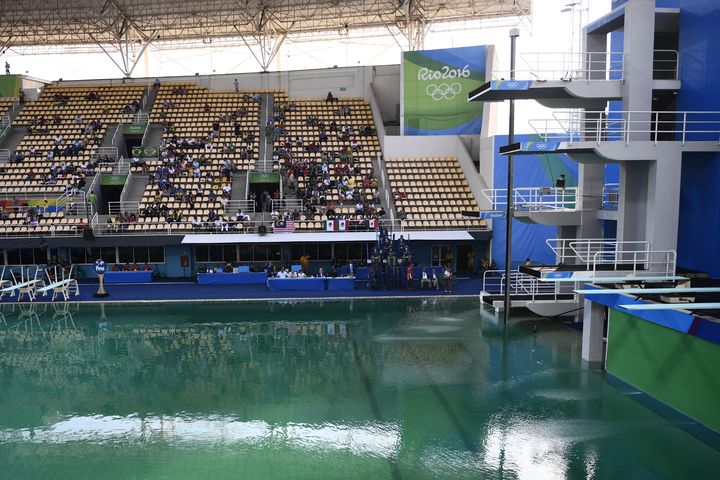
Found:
[420,268,432,289]
[397,207,407,221]
[223,262,233,273]
[85,91,100,101]
[110,263,121,272]
[326,91,336,102]
[154,78,161,89]
[54,134,64,145]
[9,150,24,163]
[131,262,141,272]
[76,218,86,230]
[431,270,440,290]
[361,124,375,136]
[143,263,153,271]
[25,169,36,180]
[123,262,132,271]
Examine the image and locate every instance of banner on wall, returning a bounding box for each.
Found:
[402,46,487,135]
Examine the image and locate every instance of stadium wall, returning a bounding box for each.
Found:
[675,0,720,278]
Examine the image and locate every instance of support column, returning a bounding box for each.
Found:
[581,298,605,363]
[577,163,604,239]
[645,145,682,254]
[617,161,649,243]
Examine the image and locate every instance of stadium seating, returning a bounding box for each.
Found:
[386,157,487,229]
[272,97,384,230]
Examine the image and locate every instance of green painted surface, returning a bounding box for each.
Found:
[1,299,719,479]
[607,309,720,433]
[100,174,128,186]
[0,75,21,97]
[250,172,280,183]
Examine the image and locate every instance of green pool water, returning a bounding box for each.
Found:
[0,299,718,480]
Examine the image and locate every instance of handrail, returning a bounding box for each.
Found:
[529,110,720,145]
[653,49,679,80]
[119,170,133,203]
[108,201,140,215]
[482,187,578,211]
[602,183,619,210]
[492,51,624,82]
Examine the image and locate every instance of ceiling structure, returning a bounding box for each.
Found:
[0,0,531,76]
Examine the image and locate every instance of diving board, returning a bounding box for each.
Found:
[620,303,720,311]
[539,275,688,283]
[574,287,720,295]
[37,279,80,301]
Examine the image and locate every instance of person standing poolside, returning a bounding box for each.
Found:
[443,265,453,293]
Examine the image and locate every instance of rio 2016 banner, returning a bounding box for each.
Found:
[402,46,487,135]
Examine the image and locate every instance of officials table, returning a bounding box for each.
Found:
[198,272,268,285]
[104,271,154,283]
[267,277,326,291]
[326,277,355,290]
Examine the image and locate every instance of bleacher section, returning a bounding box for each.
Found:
[386,157,487,230]
[0,97,15,116]
[0,210,87,236]
[5,84,146,197]
[272,97,383,231]
[116,84,278,233]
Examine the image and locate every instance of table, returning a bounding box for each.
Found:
[267,278,326,291]
[198,272,268,285]
[326,277,355,290]
[104,271,153,283]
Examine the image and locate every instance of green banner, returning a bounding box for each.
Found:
[250,172,279,183]
[0,75,21,97]
[124,124,145,135]
[100,174,128,186]
[402,46,487,135]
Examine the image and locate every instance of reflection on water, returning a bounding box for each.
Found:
[0,300,718,480]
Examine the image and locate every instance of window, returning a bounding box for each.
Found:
[71,247,116,264]
[431,245,451,267]
[120,246,165,264]
[5,248,47,265]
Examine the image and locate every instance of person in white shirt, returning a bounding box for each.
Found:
[297,271,306,278]
[421,268,431,289]
[271,209,279,221]
[431,271,439,290]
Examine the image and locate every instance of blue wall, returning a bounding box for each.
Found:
[676,0,720,277]
[491,134,578,268]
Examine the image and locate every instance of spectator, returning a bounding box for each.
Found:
[5,62,9,75]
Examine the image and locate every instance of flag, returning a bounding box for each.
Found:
[368,218,379,229]
[338,218,347,231]
[274,219,296,233]
[326,219,335,231]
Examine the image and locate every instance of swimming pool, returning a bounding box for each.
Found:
[0,299,718,479]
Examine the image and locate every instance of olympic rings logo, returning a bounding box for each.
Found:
[425,82,462,101]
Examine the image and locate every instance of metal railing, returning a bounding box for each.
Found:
[133,113,149,125]
[56,190,88,217]
[225,200,256,214]
[95,147,118,160]
[0,114,10,143]
[108,201,140,215]
[481,268,560,301]
[118,171,134,203]
[492,51,624,82]
[602,183,619,210]
[529,110,720,146]
[482,187,578,211]
[653,49,679,80]
[546,238,676,276]
[271,198,303,212]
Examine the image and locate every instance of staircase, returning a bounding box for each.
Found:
[122,175,149,203]
[231,171,248,200]
[142,124,164,150]
[256,93,274,172]
[0,126,27,153]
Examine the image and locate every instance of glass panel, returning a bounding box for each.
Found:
[238,245,253,262]
[118,246,133,263]
[69,247,86,265]
[335,243,348,260]
[253,245,268,262]
[133,247,149,263]
[195,246,209,263]
[207,245,224,262]
[20,249,35,265]
[222,245,237,262]
[85,248,101,264]
[317,243,332,260]
[348,243,362,261]
[148,246,165,263]
[101,247,117,263]
[6,249,21,265]
[290,244,303,261]
[268,244,282,261]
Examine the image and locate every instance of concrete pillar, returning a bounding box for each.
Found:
[645,145,682,255]
[617,161,649,243]
[577,163,604,239]
[581,298,605,363]
[622,0,656,139]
